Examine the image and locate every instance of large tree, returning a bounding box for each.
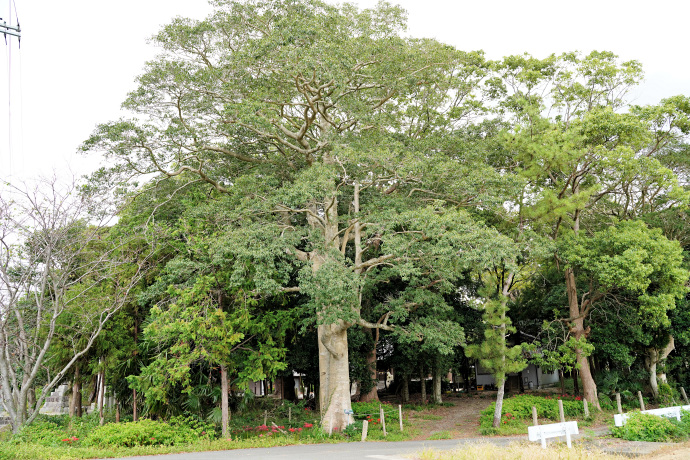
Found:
[82,0,515,429]
[493,51,690,407]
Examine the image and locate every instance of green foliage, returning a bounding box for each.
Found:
[479,394,586,434]
[611,411,690,442]
[83,417,214,447]
[352,401,400,421]
[466,298,527,383]
[560,220,688,328]
[658,383,679,406]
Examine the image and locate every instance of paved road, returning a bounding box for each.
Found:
[108,427,670,459]
[109,435,547,460]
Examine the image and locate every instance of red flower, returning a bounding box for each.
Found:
[289,428,296,432]
[304,423,313,428]
[298,428,302,431]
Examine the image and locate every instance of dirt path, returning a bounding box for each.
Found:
[406,395,494,440]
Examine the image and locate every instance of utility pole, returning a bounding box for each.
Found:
[1,18,21,43]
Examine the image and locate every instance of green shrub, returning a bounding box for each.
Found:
[352,401,399,421]
[658,383,679,407]
[83,417,214,447]
[10,420,72,447]
[480,394,584,424]
[611,411,683,442]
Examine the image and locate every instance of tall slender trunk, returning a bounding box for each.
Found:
[132,389,138,422]
[71,363,82,418]
[402,374,410,403]
[420,364,426,404]
[493,378,506,427]
[98,364,106,426]
[359,328,379,402]
[221,364,229,437]
[565,267,600,409]
[133,312,139,422]
[432,365,442,404]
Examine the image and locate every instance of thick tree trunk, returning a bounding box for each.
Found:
[318,322,354,431]
[649,362,659,399]
[493,377,506,428]
[646,337,675,399]
[420,364,427,404]
[221,364,229,437]
[432,366,442,404]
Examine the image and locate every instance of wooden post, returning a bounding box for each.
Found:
[329,418,333,436]
[583,398,589,418]
[263,410,268,426]
[361,420,368,441]
[681,387,690,405]
[398,405,403,432]
[616,393,623,414]
[380,406,387,436]
[532,406,539,426]
[638,391,646,411]
[288,407,292,423]
[558,399,565,423]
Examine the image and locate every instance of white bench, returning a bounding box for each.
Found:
[614,405,690,427]
[528,421,579,448]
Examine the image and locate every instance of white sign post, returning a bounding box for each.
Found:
[614,405,690,427]
[528,421,579,448]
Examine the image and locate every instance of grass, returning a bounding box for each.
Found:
[428,430,453,440]
[0,400,421,459]
[0,435,343,460]
[414,442,630,460]
[415,414,444,420]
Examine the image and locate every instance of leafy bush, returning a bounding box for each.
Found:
[83,416,214,447]
[611,411,685,442]
[481,394,584,423]
[352,401,399,421]
[10,419,74,447]
[658,383,679,406]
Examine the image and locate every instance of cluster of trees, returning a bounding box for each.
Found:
[2,0,689,435]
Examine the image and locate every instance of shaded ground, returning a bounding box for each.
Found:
[405,395,494,440]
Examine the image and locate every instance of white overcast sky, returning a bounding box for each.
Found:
[1,0,689,181]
